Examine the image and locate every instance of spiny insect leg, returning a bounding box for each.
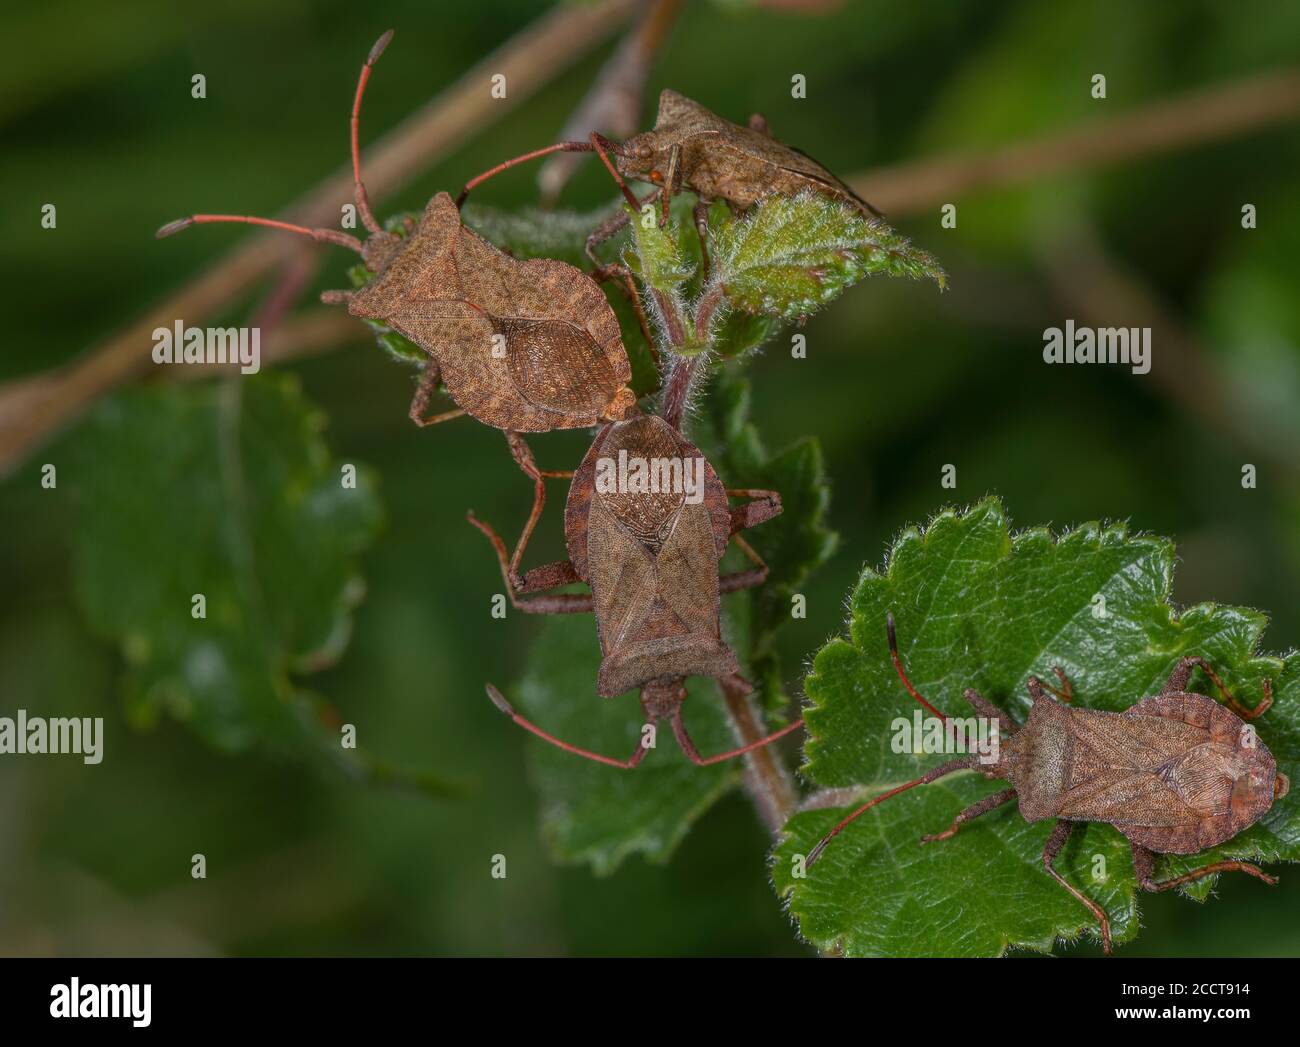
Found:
[727,487,782,535]
[1131,842,1277,893]
[466,511,591,614]
[920,787,1016,843]
[503,431,572,581]
[668,704,803,768]
[409,362,466,427]
[1162,656,1273,720]
[1043,820,1112,955]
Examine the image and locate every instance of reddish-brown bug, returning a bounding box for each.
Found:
[458,89,882,277]
[469,412,802,767]
[806,613,1289,953]
[157,30,637,435]
[156,30,640,579]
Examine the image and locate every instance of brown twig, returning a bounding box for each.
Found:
[853,66,1300,216]
[0,0,637,477]
[1038,222,1300,487]
[718,675,799,832]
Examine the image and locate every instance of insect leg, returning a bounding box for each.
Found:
[920,787,1016,843]
[669,704,804,768]
[806,758,974,866]
[502,430,568,580]
[409,362,467,427]
[1162,656,1273,719]
[1027,667,1074,703]
[1130,842,1277,893]
[727,487,783,535]
[466,511,592,614]
[485,685,651,769]
[719,534,768,593]
[659,143,683,227]
[1042,820,1112,955]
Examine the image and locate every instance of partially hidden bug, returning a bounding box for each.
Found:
[806,613,1290,954]
[469,412,803,767]
[458,88,882,278]
[156,30,641,580]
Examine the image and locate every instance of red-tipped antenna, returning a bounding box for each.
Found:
[806,757,971,866]
[455,132,638,211]
[457,141,595,207]
[887,611,948,720]
[154,214,364,254]
[485,684,649,769]
[352,29,393,235]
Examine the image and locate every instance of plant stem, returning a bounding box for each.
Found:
[719,675,798,833]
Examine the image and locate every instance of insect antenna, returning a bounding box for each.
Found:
[155,31,399,254]
[886,611,948,721]
[351,29,393,236]
[456,134,639,211]
[806,757,972,867]
[155,214,364,253]
[484,685,648,769]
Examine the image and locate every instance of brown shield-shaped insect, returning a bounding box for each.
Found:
[468,412,803,767]
[157,30,637,436]
[806,614,1290,954]
[458,88,882,277]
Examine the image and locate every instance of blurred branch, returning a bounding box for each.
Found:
[854,67,1300,216]
[1038,222,1300,487]
[0,0,637,477]
[538,0,684,204]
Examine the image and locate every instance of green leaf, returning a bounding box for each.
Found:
[711,191,946,320]
[511,614,739,875]
[71,376,381,755]
[623,203,695,293]
[773,497,1300,955]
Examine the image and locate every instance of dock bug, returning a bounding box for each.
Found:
[805,613,1290,954]
[156,30,640,580]
[458,89,882,279]
[468,412,803,767]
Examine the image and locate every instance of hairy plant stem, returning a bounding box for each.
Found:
[719,676,798,833]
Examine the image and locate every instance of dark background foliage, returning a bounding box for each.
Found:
[2,0,1298,955]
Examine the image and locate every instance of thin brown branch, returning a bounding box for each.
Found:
[1038,222,1300,487]
[0,0,637,477]
[852,67,1300,217]
[718,675,799,833]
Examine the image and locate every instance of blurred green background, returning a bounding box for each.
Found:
[3,0,1300,956]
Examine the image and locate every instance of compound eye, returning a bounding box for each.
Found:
[649,170,663,184]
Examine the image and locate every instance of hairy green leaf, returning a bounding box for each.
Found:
[712,192,946,320]
[774,498,1300,955]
